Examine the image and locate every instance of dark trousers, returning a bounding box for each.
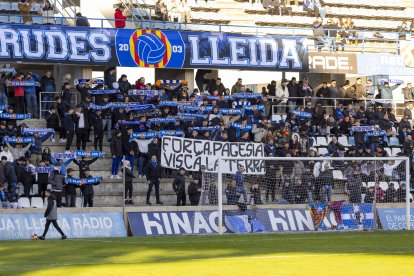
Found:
[23,182,32,197]
[50,126,63,140]
[38,183,47,197]
[83,194,93,207]
[42,219,65,237]
[65,131,74,150]
[94,130,103,151]
[15,96,24,114]
[265,179,276,202]
[53,191,63,207]
[146,180,160,202]
[65,194,76,207]
[190,201,199,206]
[125,180,133,199]
[76,128,88,150]
[176,190,186,206]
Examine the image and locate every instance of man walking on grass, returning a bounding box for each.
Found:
[38,189,67,240]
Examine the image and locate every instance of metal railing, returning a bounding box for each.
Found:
[39,91,77,119]
[267,96,406,117]
[0,14,408,53]
[119,0,152,21]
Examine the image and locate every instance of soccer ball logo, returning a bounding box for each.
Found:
[129,30,172,68]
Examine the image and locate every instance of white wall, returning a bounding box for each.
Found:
[116,67,155,84]
[80,0,114,28]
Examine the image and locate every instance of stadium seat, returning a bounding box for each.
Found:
[362,182,367,188]
[384,147,392,156]
[31,197,44,208]
[392,148,402,156]
[389,137,400,146]
[0,2,11,11]
[318,147,328,156]
[379,182,389,191]
[409,193,413,202]
[338,136,349,147]
[15,183,24,196]
[316,137,327,146]
[10,2,18,11]
[367,182,376,188]
[47,184,52,190]
[273,114,282,121]
[333,170,345,180]
[18,197,30,208]
[9,16,20,23]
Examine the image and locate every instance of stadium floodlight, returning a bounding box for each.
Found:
[212,156,411,235]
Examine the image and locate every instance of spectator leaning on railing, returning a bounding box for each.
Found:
[18,0,35,24]
[42,1,55,25]
[114,5,126,28]
[76,12,90,27]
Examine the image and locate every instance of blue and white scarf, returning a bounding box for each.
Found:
[35,166,55,173]
[0,67,15,73]
[291,110,312,119]
[0,105,8,110]
[147,118,177,125]
[4,137,34,144]
[76,79,104,85]
[189,126,220,132]
[53,153,75,159]
[0,113,32,120]
[158,101,179,107]
[220,108,244,116]
[159,79,181,84]
[178,113,208,119]
[244,105,265,111]
[22,128,55,135]
[128,90,159,97]
[75,150,105,158]
[66,177,102,185]
[233,93,262,99]
[6,80,36,87]
[88,89,119,95]
[352,126,375,132]
[159,130,185,137]
[130,132,158,140]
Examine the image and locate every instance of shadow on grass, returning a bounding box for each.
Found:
[0,231,413,274]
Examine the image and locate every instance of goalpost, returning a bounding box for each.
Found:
[214,156,411,235]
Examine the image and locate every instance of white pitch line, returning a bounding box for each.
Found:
[2,251,414,269]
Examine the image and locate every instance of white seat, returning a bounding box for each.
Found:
[338,136,349,147]
[9,16,21,23]
[362,182,367,188]
[273,114,282,121]
[15,182,24,195]
[389,137,400,146]
[384,147,392,156]
[47,184,52,190]
[31,197,44,208]
[0,15,7,23]
[379,182,389,191]
[392,148,402,156]
[0,2,10,11]
[318,147,328,156]
[367,182,376,188]
[348,136,355,146]
[18,197,30,208]
[333,170,345,180]
[316,137,327,146]
[10,2,18,11]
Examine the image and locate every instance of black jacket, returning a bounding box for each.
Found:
[173,174,186,193]
[65,175,78,195]
[46,112,60,129]
[188,182,201,203]
[145,161,162,181]
[57,102,67,119]
[110,136,123,157]
[124,167,134,183]
[81,175,98,195]
[73,158,99,178]
[148,142,161,160]
[92,113,104,131]
[63,113,75,132]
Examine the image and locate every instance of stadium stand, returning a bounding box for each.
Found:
[0,0,412,209]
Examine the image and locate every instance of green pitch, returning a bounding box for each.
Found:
[1,231,413,275]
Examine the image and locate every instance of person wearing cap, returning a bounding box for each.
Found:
[38,189,67,240]
[173,167,187,206]
[114,5,126,28]
[24,71,40,118]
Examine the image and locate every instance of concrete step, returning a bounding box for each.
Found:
[21,119,46,128]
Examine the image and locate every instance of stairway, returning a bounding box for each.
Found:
[214,0,256,26]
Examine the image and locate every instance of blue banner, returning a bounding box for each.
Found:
[0,212,127,240]
[377,208,414,230]
[0,113,31,120]
[0,25,308,71]
[127,204,374,236]
[88,90,119,95]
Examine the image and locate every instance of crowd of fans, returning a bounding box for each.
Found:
[0,67,413,208]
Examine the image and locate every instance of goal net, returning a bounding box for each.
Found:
[199,156,412,235]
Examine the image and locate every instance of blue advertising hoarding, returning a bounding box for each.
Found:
[0,212,127,240]
[0,24,308,71]
[128,204,374,236]
[377,208,414,230]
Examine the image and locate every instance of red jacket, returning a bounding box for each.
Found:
[135,82,146,90]
[13,77,24,97]
[114,9,126,28]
